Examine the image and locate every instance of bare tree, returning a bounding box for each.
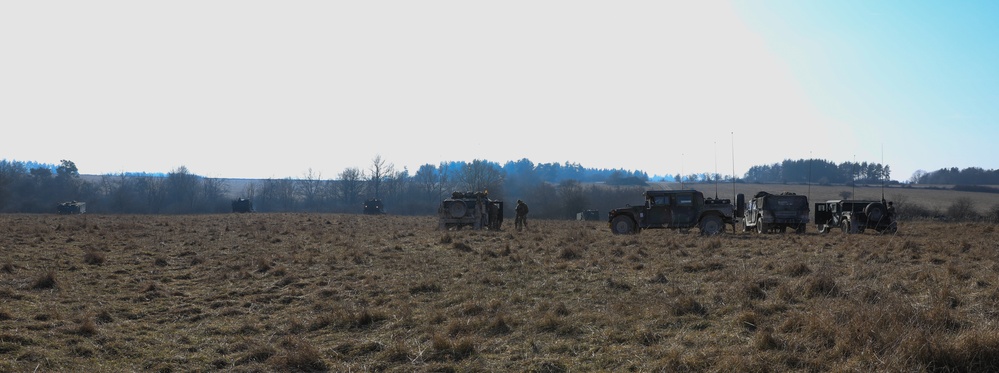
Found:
[338,167,364,209]
[369,155,394,199]
[414,164,441,203]
[557,179,588,219]
[297,168,324,212]
[457,159,504,193]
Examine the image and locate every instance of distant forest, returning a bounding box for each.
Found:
[1,157,996,217]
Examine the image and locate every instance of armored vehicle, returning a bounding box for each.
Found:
[363,198,385,214]
[57,201,86,214]
[231,198,253,213]
[814,199,897,234]
[742,191,810,233]
[608,189,740,235]
[438,191,503,230]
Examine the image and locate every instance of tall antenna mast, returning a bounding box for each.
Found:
[731,132,736,201]
[714,141,719,199]
[681,153,684,189]
[852,154,856,199]
[881,143,886,202]
[807,151,812,200]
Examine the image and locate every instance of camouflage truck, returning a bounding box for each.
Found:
[363,198,385,214]
[57,201,86,214]
[742,191,810,233]
[438,191,504,230]
[231,198,253,213]
[608,189,740,235]
[814,199,897,234]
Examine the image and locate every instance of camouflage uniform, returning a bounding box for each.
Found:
[515,200,529,231]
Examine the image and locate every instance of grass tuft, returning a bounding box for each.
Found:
[31,271,57,290]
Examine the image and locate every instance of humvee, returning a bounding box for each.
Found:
[814,199,897,234]
[363,198,385,214]
[742,191,810,233]
[608,189,740,235]
[576,209,600,221]
[57,201,86,214]
[231,198,253,213]
[438,191,504,230]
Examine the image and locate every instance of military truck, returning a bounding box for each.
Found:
[742,191,810,233]
[814,199,897,234]
[438,191,503,230]
[363,198,385,214]
[57,201,86,214]
[608,189,741,235]
[231,198,253,213]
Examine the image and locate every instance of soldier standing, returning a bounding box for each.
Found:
[515,199,529,231]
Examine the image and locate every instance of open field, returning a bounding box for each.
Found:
[3,213,999,372]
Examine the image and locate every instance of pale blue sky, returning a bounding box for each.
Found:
[1,1,995,181]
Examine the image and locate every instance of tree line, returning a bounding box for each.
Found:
[6,157,998,221]
[909,167,999,185]
[743,159,893,185]
[0,157,653,218]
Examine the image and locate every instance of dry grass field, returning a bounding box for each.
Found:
[3,213,999,372]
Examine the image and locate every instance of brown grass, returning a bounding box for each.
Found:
[1,213,999,371]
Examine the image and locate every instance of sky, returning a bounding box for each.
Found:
[2,1,997,181]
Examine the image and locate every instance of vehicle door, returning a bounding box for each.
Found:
[644,194,672,228]
[814,203,832,225]
[671,192,697,227]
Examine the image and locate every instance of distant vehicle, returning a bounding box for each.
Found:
[363,198,385,215]
[576,209,600,221]
[608,189,740,235]
[742,191,810,233]
[438,191,503,230]
[231,198,253,213]
[57,201,86,214]
[814,199,897,234]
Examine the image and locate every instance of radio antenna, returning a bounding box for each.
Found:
[731,132,736,201]
[714,141,719,199]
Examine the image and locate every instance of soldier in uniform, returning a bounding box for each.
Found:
[515,199,529,231]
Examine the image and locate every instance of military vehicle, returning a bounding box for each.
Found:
[814,199,897,234]
[742,191,810,233]
[231,198,253,213]
[608,189,741,235]
[438,191,503,230]
[57,201,86,214]
[363,198,385,214]
[576,209,600,221]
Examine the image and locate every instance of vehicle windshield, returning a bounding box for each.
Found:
[764,196,807,211]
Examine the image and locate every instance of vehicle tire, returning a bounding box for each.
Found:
[778,226,787,233]
[448,201,467,218]
[818,224,829,234]
[756,217,768,234]
[743,222,750,232]
[795,224,806,234]
[700,215,724,236]
[841,220,851,234]
[610,216,636,235]
[865,202,885,222]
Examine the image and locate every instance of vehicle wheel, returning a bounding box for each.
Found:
[610,216,636,235]
[700,215,724,236]
[743,222,750,232]
[818,224,829,234]
[865,203,885,222]
[841,220,851,234]
[448,201,467,218]
[795,224,806,234]
[778,226,787,233]
[756,217,767,234]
